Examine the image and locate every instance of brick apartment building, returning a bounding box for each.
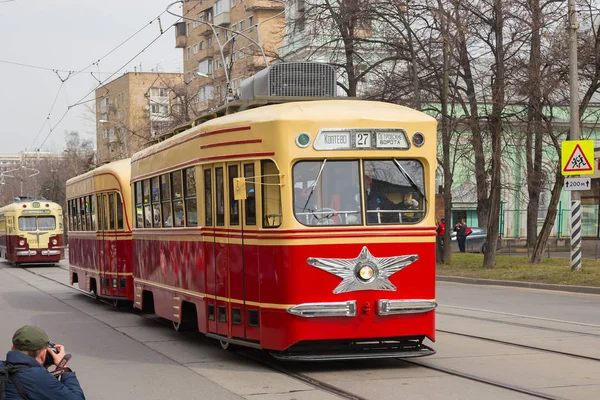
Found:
[95,72,184,163]
[176,0,285,111]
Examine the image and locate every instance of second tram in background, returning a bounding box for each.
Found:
[0,196,64,266]
[65,159,134,304]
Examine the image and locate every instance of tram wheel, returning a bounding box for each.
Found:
[219,339,230,350]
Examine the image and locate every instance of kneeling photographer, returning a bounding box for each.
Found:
[0,325,85,399]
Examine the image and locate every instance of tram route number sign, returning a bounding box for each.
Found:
[313,130,410,150]
[561,140,594,176]
[563,177,591,191]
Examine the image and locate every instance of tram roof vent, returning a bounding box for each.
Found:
[240,62,337,101]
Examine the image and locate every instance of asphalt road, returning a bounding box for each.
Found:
[2,257,600,399]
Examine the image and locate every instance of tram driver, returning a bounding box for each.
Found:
[364,173,420,224]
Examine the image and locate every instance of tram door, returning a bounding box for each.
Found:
[204,166,218,334]
[98,193,119,297]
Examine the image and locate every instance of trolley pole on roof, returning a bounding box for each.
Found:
[568,0,582,272]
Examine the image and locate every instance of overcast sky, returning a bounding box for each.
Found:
[0,0,183,154]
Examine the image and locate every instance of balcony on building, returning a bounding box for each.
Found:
[213,0,230,26]
[245,0,285,11]
[175,22,187,48]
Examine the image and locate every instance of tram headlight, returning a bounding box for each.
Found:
[51,239,58,246]
[358,265,375,282]
[412,132,425,147]
[19,240,25,246]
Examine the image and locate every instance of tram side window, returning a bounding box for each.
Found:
[261,160,282,228]
[68,200,74,231]
[151,176,161,228]
[81,197,88,231]
[161,174,172,227]
[228,165,239,226]
[116,193,124,230]
[244,163,256,225]
[215,167,225,226]
[76,199,82,231]
[97,194,104,231]
[89,195,96,231]
[143,180,151,228]
[108,193,116,230]
[171,170,185,227]
[85,197,91,231]
[204,169,213,226]
[184,167,198,227]
[135,181,143,228]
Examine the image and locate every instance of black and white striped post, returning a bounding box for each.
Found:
[570,200,582,271]
[568,0,582,272]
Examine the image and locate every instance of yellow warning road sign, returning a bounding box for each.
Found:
[562,140,595,176]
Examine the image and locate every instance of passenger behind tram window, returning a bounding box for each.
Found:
[363,159,425,225]
[364,174,400,223]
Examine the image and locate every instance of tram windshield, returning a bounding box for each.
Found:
[18,216,56,231]
[293,159,425,226]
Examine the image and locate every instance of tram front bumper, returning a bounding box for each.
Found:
[41,250,61,256]
[16,250,37,256]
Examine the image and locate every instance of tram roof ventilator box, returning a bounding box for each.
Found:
[240,62,338,101]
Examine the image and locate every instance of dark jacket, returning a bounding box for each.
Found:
[455,223,468,237]
[0,351,85,400]
[366,190,398,223]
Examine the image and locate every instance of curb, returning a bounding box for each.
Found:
[437,275,600,295]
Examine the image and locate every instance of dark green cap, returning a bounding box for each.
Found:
[12,325,50,351]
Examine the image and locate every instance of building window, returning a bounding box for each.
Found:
[239,20,245,31]
[199,58,213,75]
[200,40,205,50]
[208,37,213,47]
[186,22,190,35]
[231,23,237,32]
[231,0,236,7]
[193,43,199,54]
[249,16,253,32]
[186,47,191,61]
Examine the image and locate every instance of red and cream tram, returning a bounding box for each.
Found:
[66,159,134,303]
[68,63,438,360]
[0,197,64,266]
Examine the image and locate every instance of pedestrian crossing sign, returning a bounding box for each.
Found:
[562,140,594,176]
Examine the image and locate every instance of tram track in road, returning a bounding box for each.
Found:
[16,264,370,399]
[11,265,587,400]
[403,359,563,400]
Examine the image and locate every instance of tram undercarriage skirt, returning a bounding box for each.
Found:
[271,337,435,361]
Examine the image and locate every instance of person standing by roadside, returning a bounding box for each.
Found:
[436,218,445,262]
[454,218,468,252]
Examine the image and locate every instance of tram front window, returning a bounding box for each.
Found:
[363,159,426,225]
[293,160,362,226]
[292,159,426,226]
[18,217,37,231]
[37,216,56,231]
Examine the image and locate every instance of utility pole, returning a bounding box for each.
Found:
[568,0,582,272]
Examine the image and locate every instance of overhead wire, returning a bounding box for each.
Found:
[35,2,202,150]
